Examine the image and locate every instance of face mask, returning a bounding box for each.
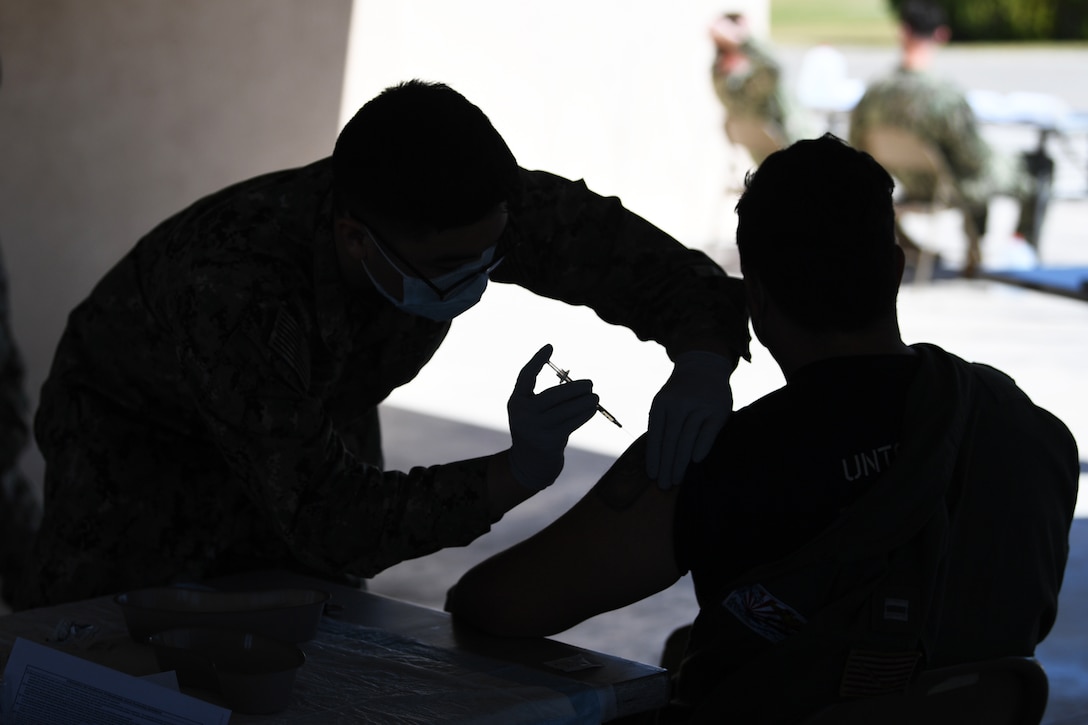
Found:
[362,244,498,321]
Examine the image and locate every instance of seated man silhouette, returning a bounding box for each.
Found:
[848,0,1054,254]
[446,135,1079,723]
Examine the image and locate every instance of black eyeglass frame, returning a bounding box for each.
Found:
[361,221,505,301]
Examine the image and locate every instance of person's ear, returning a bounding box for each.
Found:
[893,244,907,287]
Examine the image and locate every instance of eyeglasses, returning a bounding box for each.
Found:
[361,222,506,301]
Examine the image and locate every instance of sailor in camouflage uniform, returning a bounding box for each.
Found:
[16,80,750,608]
[848,0,1053,249]
[709,13,814,162]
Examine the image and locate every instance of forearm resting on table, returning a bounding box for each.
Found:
[448,441,683,637]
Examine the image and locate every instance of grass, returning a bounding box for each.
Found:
[770,0,899,45]
[767,1,1088,48]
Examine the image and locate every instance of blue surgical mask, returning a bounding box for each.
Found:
[362,245,498,321]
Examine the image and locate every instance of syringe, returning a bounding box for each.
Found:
[546,360,622,428]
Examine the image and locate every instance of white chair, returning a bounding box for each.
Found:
[796,45,865,114]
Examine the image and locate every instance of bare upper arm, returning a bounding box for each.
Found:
[446,436,684,637]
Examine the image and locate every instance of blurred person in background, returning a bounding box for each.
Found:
[848,0,1054,254]
[709,11,815,163]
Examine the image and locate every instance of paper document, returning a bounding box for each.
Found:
[1,637,230,725]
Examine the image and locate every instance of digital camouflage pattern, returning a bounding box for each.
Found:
[17,158,749,608]
[711,40,816,153]
[848,67,1035,235]
[712,41,786,126]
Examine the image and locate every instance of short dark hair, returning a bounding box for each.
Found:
[735,134,900,332]
[333,80,521,230]
[899,0,948,38]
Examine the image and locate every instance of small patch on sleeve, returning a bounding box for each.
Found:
[722,583,807,643]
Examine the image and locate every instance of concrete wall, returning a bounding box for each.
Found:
[0,0,353,486]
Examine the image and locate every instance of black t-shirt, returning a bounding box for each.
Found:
[675,353,921,609]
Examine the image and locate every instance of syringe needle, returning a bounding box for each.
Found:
[546,359,622,428]
[596,406,622,428]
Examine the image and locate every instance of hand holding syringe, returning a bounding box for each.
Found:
[546,359,622,428]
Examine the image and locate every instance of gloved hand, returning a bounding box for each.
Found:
[646,351,735,490]
[508,344,599,491]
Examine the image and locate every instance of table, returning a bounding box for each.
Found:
[0,571,669,723]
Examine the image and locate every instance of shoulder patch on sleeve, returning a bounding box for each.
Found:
[723,583,807,643]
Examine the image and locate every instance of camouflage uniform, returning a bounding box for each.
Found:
[712,40,814,157]
[17,158,749,609]
[848,67,1046,242]
[0,240,36,607]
